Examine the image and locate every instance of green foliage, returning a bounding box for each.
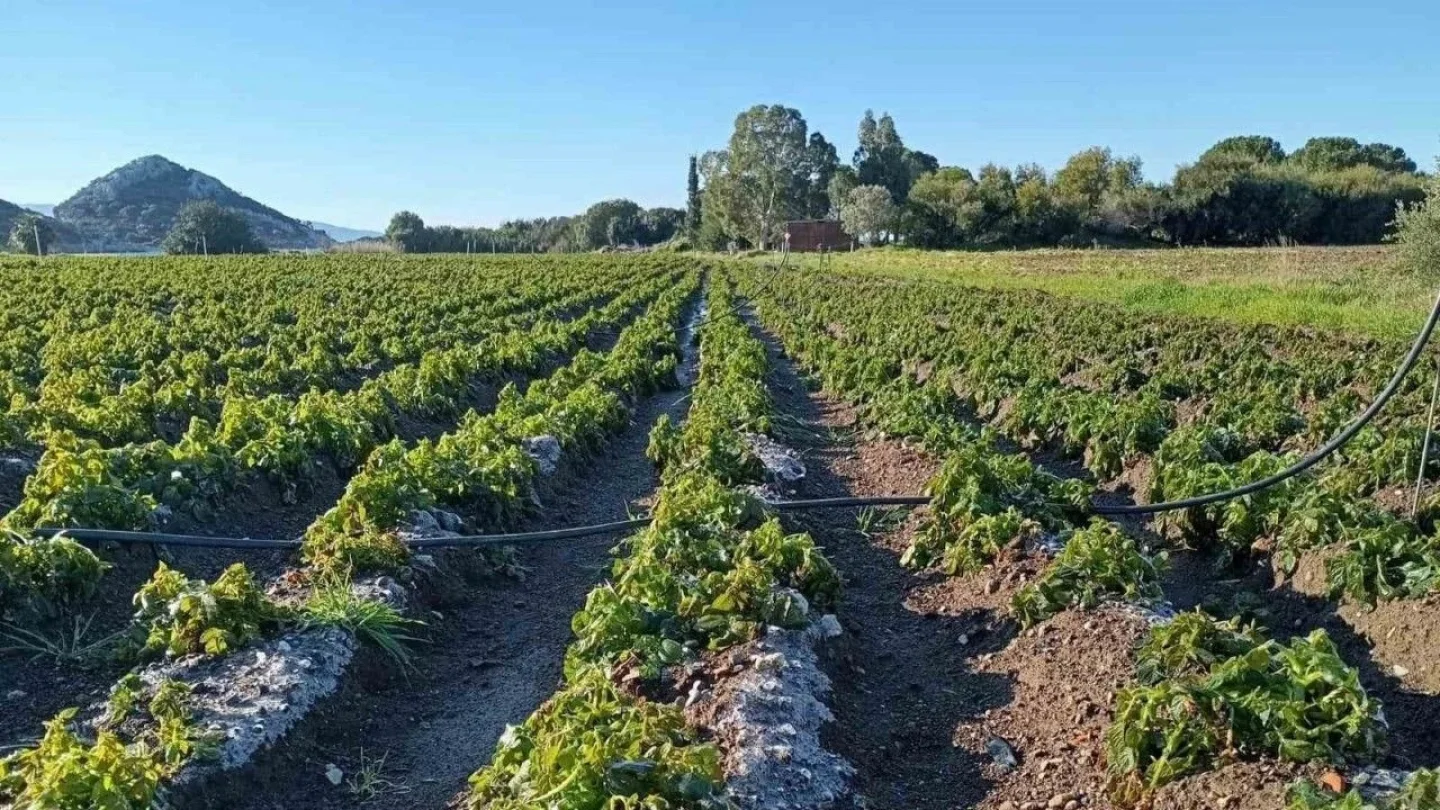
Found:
[1133,610,1264,685]
[1012,521,1166,627]
[0,711,164,810]
[384,210,429,253]
[0,677,210,809]
[467,668,727,810]
[905,440,1090,574]
[131,562,289,658]
[839,185,899,246]
[1392,169,1440,276]
[0,531,108,616]
[700,104,838,248]
[1106,680,1224,806]
[1325,523,1440,605]
[161,200,268,255]
[1107,627,1384,806]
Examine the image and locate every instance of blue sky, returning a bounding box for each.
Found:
[4,0,1434,230]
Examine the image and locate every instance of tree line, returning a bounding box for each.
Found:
[690,105,1427,250]
[382,200,684,254]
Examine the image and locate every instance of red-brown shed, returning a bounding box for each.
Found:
[784,220,856,252]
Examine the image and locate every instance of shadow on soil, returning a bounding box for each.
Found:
[751,315,1013,810]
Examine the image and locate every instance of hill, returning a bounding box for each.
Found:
[0,198,84,252]
[53,155,332,252]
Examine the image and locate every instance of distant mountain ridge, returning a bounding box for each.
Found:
[50,155,333,252]
[310,222,382,243]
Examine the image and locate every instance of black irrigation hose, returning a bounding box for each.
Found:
[31,527,299,549]
[1090,285,1440,516]
[29,495,935,551]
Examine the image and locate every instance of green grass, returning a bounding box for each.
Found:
[770,246,1432,339]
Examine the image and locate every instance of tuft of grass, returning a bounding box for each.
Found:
[855,506,908,539]
[301,578,425,669]
[345,749,411,802]
[0,614,126,666]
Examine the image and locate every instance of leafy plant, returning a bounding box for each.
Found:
[1133,610,1264,684]
[0,531,108,616]
[131,562,289,658]
[1326,522,1440,605]
[0,676,212,809]
[467,668,727,810]
[1013,521,1166,627]
[904,440,1090,573]
[1107,628,1384,806]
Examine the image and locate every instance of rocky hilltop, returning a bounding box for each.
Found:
[52,155,332,252]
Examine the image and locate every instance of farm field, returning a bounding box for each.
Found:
[2,248,1439,810]
[779,246,1430,339]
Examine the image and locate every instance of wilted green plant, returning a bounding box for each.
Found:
[905,440,1090,573]
[1134,610,1265,684]
[1107,628,1385,807]
[1013,521,1165,627]
[132,562,290,658]
[1326,522,1440,605]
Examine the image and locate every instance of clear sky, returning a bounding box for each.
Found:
[4,0,1434,230]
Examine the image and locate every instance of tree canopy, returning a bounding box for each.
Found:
[161,200,267,255]
[7,213,54,256]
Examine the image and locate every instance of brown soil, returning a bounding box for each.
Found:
[751,314,1440,809]
[174,350,696,810]
[754,320,1008,810]
[955,608,1150,810]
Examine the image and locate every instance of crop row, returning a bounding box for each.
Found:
[0,271,680,618]
[462,278,839,808]
[736,267,1429,806]
[0,265,706,807]
[739,267,1440,608]
[0,254,669,450]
